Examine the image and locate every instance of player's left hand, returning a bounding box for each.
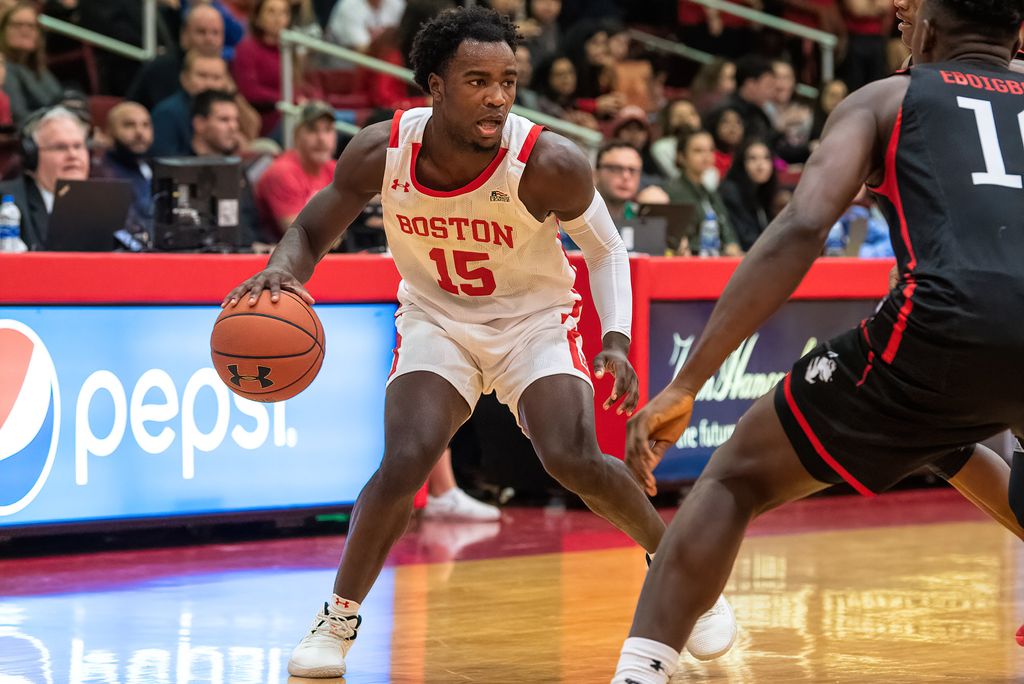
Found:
[593,337,639,415]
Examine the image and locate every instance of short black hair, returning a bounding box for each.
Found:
[596,140,640,167]
[191,89,237,119]
[734,55,774,87]
[931,0,1023,40]
[408,6,519,93]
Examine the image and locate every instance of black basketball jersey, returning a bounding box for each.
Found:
[866,61,1024,370]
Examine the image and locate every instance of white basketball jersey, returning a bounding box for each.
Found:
[380,107,578,324]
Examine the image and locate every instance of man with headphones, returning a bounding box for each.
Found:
[0,106,90,249]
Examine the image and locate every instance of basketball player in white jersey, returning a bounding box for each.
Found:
[223,7,735,678]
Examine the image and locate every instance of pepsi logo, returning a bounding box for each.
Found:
[0,320,60,516]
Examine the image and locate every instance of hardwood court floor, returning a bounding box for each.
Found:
[1,490,1023,683]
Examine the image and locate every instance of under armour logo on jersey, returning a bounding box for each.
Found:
[490,189,510,202]
[227,364,273,388]
[391,179,410,192]
[804,352,839,385]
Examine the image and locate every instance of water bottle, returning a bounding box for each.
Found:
[824,221,846,256]
[698,210,721,257]
[619,225,635,252]
[0,194,26,252]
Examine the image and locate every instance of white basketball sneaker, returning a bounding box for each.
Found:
[685,594,737,661]
[287,601,361,678]
[422,487,501,521]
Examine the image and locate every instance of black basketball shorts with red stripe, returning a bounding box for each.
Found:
[772,326,1020,496]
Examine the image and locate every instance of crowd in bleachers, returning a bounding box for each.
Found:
[0,0,911,257]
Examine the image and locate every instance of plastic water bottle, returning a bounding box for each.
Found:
[0,194,26,252]
[698,210,721,257]
[824,221,846,256]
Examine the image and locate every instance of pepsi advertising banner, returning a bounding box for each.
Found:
[0,304,397,532]
[648,300,878,482]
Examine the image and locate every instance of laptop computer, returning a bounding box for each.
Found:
[618,216,668,255]
[46,178,133,252]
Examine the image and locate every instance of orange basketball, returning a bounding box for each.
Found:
[211,290,325,402]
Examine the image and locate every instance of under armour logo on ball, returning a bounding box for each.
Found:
[227,364,274,388]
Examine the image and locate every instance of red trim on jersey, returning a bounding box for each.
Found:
[409,143,508,198]
[388,330,403,379]
[871,106,918,365]
[783,374,876,497]
[388,110,405,148]
[561,296,590,377]
[517,125,544,164]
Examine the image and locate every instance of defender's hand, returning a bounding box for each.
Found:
[593,346,639,415]
[221,268,314,308]
[626,387,695,496]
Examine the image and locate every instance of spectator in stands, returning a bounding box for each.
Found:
[775,97,814,164]
[533,54,598,130]
[127,4,226,111]
[718,55,776,144]
[525,0,561,66]
[0,106,89,249]
[593,141,643,225]
[0,55,12,128]
[705,105,744,179]
[719,138,777,251]
[151,51,239,157]
[0,3,62,126]
[255,101,336,238]
[841,0,891,90]
[650,97,702,179]
[190,89,241,156]
[769,59,797,126]
[513,44,541,110]
[781,0,846,83]
[93,102,154,235]
[563,19,625,117]
[688,58,736,115]
[608,105,661,182]
[664,128,739,256]
[327,0,406,54]
[78,0,177,96]
[810,78,848,141]
[233,0,293,136]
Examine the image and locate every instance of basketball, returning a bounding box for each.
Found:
[211,290,325,402]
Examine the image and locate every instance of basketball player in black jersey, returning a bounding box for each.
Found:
[611,0,1024,680]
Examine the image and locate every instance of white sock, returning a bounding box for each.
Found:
[611,637,679,684]
[328,594,360,616]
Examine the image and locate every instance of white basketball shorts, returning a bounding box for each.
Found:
[386,300,594,426]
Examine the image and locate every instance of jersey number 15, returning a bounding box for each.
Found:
[428,248,497,296]
[959,96,1024,189]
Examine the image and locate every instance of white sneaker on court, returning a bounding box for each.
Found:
[685,594,737,661]
[287,602,361,678]
[422,487,501,521]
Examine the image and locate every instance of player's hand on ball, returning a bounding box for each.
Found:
[593,333,639,416]
[626,387,695,496]
[222,269,315,308]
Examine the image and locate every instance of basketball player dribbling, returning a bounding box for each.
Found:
[610,0,1024,680]
[223,7,736,678]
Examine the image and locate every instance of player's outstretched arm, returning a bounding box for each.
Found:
[222,121,390,307]
[624,77,907,495]
[520,132,639,414]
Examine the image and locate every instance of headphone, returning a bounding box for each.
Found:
[19,106,93,173]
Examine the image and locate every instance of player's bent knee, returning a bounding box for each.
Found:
[538,449,602,491]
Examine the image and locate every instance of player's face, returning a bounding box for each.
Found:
[894,0,919,48]
[434,40,517,153]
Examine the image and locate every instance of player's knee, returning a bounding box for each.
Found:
[538,448,601,492]
[375,444,441,496]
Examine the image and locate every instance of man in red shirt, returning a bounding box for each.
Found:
[255,101,338,238]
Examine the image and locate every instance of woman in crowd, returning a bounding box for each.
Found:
[688,58,736,115]
[562,18,624,117]
[705,105,744,179]
[664,128,740,257]
[533,53,598,129]
[719,138,779,252]
[233,0,293,136]
[0,2,62,126]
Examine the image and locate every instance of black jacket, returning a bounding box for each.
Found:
[0,175,49,250]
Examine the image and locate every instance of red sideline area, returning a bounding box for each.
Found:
[0,254,893,457]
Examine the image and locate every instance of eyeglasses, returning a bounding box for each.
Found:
[39,142,87,155]
[597,164,642,177]
[7,21,39,31]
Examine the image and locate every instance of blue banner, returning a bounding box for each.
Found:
[648,300,878,481]
[0,304,397,530]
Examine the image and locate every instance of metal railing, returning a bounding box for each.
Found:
[278,28,604,150]
[39,0,157,62]
[687,0,838,81]
[630,29,819,99]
